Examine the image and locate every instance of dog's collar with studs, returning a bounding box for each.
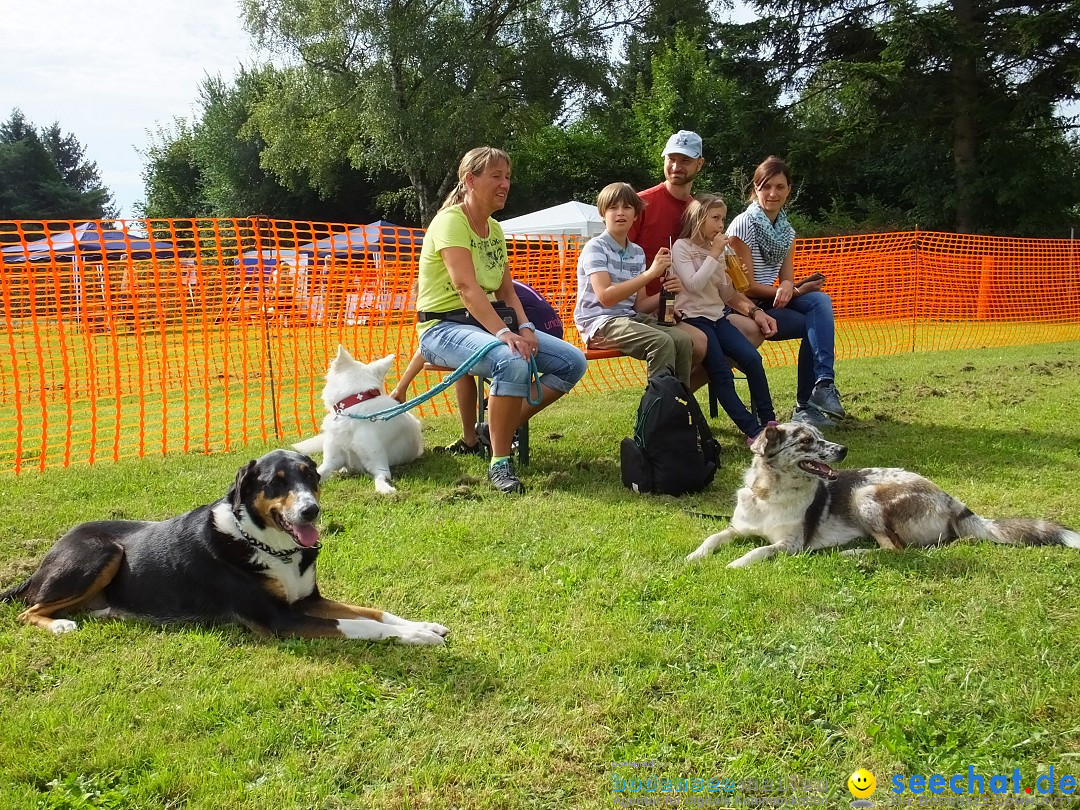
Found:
[232,510,318,560]
[333,389,381,414]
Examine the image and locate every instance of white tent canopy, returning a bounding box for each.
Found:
[499,201,604,238]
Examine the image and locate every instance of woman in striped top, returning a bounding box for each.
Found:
[727,156,845,429]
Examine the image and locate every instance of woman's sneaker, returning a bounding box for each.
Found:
[488,459,525,494]
[435,438,483,456]
[808,382,846,418]
[791,404,835,429]
[474,421,492,451]
[474,421,520,456]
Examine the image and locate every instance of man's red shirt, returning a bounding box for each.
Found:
[627,183,692,295]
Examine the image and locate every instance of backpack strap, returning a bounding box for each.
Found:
[686,393,716,449]
[684,388,721,475]
[632,397,659,446]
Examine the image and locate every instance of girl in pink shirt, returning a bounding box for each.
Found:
[670,195,779,444]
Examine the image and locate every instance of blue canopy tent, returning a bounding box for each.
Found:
[1,222,182,263]
[295,221,422,325]
[0,223,186,329]
[232,248,315,323]
[238,248,310,270]
[367,220,424,251]
[298,220,423,259]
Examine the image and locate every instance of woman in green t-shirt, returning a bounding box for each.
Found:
[415,147,587,494]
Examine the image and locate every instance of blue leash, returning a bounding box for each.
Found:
[339,342,542,422]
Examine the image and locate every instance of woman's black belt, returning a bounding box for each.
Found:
[416,302,518,330]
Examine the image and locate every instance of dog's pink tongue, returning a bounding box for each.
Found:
[296,523,320,548]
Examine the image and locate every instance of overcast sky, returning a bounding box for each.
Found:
[0,0,264,219]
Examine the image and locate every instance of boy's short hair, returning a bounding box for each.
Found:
[596,183,645,217]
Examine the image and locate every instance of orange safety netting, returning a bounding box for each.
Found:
[1,218,1078,473]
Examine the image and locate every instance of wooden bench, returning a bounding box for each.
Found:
[423,345,757,465]
[582,348,625,361]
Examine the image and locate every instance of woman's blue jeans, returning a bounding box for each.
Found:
[759,291,836,405]
[682,315,775,437]
[419,321,587,399]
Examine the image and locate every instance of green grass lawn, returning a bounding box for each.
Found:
[1,341,1079,809]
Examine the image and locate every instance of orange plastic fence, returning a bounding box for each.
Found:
[1,219,1078,473]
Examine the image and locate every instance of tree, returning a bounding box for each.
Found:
[614,0,717,104]
[750,0,1080,233]
[627,29,790,207]
[503,120,655,215]
[140,68,394,222]
[0,109,115,220]
[240,0,628,224]
[140,121,211,218]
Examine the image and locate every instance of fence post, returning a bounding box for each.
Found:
[975,254,993,320]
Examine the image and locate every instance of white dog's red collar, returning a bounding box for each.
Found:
[333,389,381,414]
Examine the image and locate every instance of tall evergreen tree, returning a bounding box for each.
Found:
[0,109,115,220]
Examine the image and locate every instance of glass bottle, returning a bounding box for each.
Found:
[657,272,676,325]
[723,246,750,292]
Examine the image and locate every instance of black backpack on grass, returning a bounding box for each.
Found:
[620,370,721,495]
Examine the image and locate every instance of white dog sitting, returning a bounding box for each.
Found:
[294,347,423,494]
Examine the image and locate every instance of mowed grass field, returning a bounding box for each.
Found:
[1,341,1079,809]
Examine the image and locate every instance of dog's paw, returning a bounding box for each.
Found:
[417,621,450,637]
[726,555,758,569]
[398,626,448,646]
[374,478,397,495]
[49,619,78,634]
[685,547,708,562]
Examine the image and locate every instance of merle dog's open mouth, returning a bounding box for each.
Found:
[273,510,321,548]
[798,459,838,480]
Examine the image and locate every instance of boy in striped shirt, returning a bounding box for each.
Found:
[573,183,693,385]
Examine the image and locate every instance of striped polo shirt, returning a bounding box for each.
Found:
[573,231,647,343]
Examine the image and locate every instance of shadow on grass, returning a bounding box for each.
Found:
[702,534,1078,582]
[0,614,508,705]
[826,415,1078,474]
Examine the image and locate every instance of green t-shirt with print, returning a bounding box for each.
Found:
[416,205,508,335]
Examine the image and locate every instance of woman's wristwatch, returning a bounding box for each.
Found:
[747,306,761,318]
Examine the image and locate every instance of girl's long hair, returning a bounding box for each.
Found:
[440,147,512,210]
[680,194,728,244]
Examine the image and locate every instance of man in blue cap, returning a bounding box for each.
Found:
[628,130,709,387]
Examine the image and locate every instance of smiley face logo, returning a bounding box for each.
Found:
[848,769,877,799]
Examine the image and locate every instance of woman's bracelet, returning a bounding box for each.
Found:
[495,326,512,339]
[519,321,535,332]
[747,306,761,318]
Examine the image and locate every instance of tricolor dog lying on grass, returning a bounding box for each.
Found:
[0,450,448,644]
[687,422,1080,568]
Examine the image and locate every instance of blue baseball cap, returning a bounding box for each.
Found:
[662,130,703,159]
